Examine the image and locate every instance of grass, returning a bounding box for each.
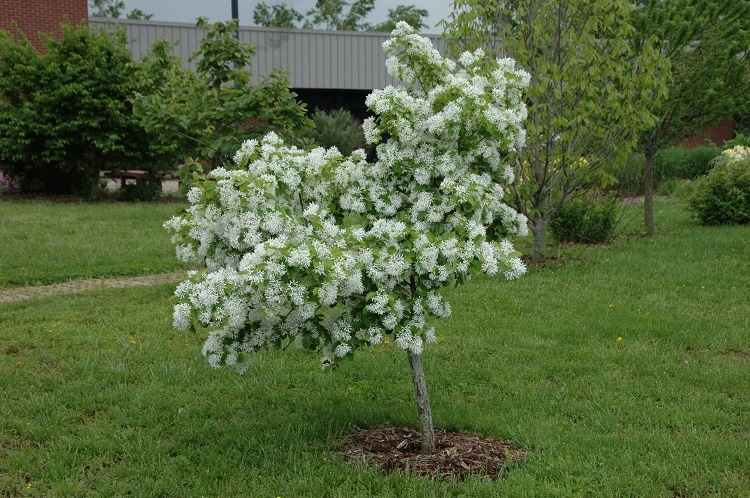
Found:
[0,200,189,286]
[1,199,748,496]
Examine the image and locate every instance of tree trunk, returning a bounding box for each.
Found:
[409,353,435,454]
[531,216,550,261]
[643,145,656,237]
[89,163,102,199]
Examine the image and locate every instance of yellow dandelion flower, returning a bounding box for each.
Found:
[617,337,623,342]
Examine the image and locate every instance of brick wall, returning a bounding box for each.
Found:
[680,118,734,149]
[0,0,88,51]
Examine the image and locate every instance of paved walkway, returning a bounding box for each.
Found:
[0,271,187,304]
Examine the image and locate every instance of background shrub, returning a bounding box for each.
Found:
[653,146,721,181]
[550,194,619,244]
[655,178,695,197]
[133,19,311,170]
[721,133,750,150]
[293,108,368,156]
[613,147,721,197]
[687,158,750,225]
[0,23,158,197]
[611,153,645,196]
[118,182,161,202]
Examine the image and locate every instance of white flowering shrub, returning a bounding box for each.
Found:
[719,144,750,163]
[687,144,750,226]
[165,23,530,372]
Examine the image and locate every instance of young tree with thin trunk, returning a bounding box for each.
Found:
[133,18,311,169]
[442,0,669,259]
[630,0,750,236]
[165,24,529,453]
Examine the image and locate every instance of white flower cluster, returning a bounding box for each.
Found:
[165,23,530,371]
[720,145,750,164]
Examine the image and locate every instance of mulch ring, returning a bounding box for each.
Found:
[338,426,527,481]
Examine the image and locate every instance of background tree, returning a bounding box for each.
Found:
[131,39,191,172]
[253,1,430,31]
[630,0,750,236]
[133,18,312,169]
[442,0,669,260]
[89,0,153,20]
[0,23,153,196]
[303,0,374,30]
[252,2,304,28]
[370,5,429,32]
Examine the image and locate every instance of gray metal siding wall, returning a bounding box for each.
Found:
[89,18,445,91]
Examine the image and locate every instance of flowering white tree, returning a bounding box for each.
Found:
[165,23,529,453]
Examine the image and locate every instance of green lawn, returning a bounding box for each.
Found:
[0,200,189,286]
[0,199,748,496]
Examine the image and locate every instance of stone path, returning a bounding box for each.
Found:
[0,271,187,304]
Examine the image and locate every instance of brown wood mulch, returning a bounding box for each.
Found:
[338,426,527,481]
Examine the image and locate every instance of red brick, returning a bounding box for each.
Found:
[680,118,734,149]
[0,0,87,51]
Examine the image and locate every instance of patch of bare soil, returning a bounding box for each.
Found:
[0,271,187,303]
[721,350,750,361]
[1,437,34,449]
[338,426,526,481]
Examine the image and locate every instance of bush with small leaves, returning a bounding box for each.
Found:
[550,194,618,244]
[0,23,153,196]
[293,108,369,156]
[687,148,750,225]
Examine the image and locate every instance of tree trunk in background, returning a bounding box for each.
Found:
[409,353,436,454]
[531,216,550,261]
[90,162,102,199]
[643,145,656,237]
